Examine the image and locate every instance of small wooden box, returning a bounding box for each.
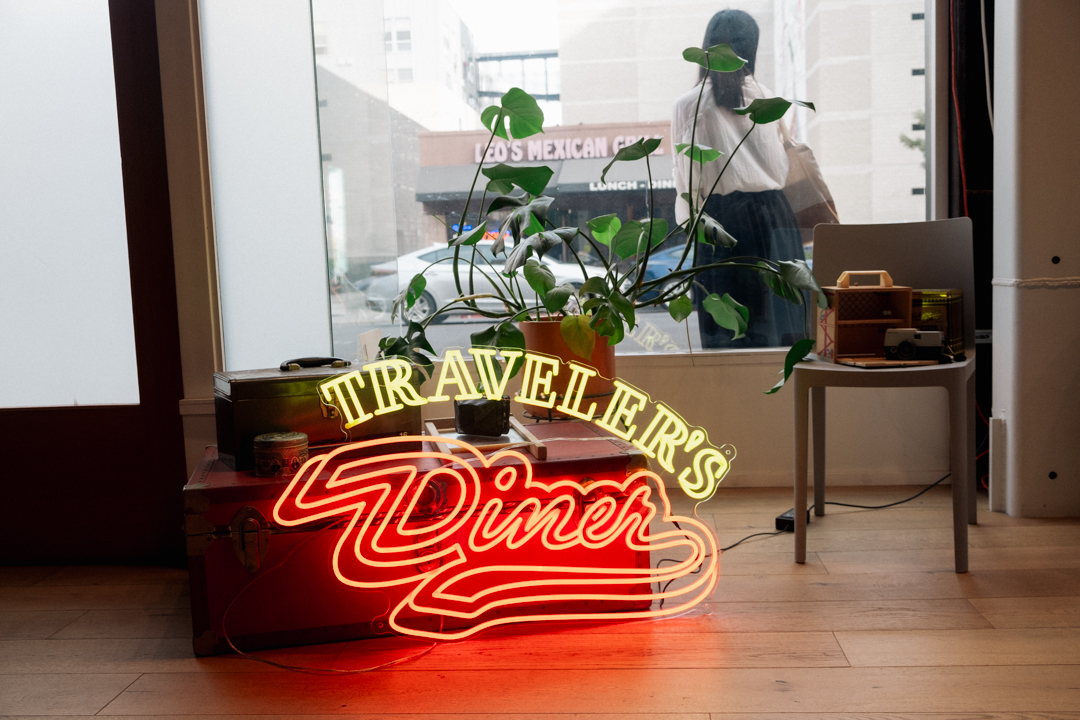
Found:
[816,270,912,363]
[913,289,964,356]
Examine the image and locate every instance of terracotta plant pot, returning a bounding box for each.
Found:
[518,319,616,418]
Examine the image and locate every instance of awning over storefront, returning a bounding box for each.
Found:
[416,155,676,203]
[416,162,563,202]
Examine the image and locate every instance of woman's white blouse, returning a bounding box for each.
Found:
[671,75,789,224]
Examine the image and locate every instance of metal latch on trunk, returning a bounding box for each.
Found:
[231,506,270,573]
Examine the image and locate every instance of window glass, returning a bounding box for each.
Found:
[0,0,140,407]
[316,0,927,361]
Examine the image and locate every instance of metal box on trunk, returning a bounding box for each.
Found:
[213,364,422,471]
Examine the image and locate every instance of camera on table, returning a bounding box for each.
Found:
[884,328,944,361]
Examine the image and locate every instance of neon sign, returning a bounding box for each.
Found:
[272,435,718,640]
[317,350,736,500]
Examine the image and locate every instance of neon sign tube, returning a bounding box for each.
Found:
[272,435,719,640]
[317,352,736,501]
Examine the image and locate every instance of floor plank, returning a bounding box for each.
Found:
[99,666,1080,715]
[33,566,189,586]
[0,583,189,612]
[818,546,1080,574]
[457,599,993,637]
[0,567,62,587]
[0,674,140,715]
[835,627,1080,667]
[969,596,1080,629]
[49,609,191,639]
[711,569,1080,603]
[326,631,848,671]
[718,551,829,575]
[0,610,85,639]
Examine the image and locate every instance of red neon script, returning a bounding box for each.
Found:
[272,436,718,640]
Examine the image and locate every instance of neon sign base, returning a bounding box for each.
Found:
[183,422,706,654]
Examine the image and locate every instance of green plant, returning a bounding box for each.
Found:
[382,43,826,393]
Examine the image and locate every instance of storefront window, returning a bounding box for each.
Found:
[316,0,927,360]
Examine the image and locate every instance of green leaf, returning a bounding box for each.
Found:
[471,321,526,380]
[481,88,545,140]
[406,274,426,307]
[765,338,816,395]
[695,213,738,248]
[640,218,668,249]
[525,212,545,237]
[579,276,609,296]
[391,273,427,321]
[377,321,436,380]
[668,294,694,322]
[675,143,723,164]
[609,289,635,330]
[503,230,563,273]
[758,262,803,305]
[610,220,643,260]
[611,218,666,260]
[471,321,526,353]
[586,214,622,246]
[487,193,528,214]
[702,292,749,339]
[600,136,662,183]
[543,282,575,314]
[481,163,554,196]
[450,220,488,247]
[596,311,625,345]
[777,259,827,308]
[682,43,746,73]
[523,257,556,295]
[734,97,814,124]
[560,314,596,359]
[495,195,554,251]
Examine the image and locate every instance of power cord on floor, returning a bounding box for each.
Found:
[809,472,951,512]
[654,472,956,604]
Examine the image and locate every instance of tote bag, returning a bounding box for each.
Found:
[777,117,839,245]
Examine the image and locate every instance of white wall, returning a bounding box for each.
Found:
[993,0,1080,517]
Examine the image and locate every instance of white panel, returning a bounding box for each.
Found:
[200,0,333,371]
[0,0,139,408]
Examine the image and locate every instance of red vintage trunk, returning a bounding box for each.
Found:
[184,421,653,655]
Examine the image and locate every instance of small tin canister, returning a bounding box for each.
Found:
[253,432,309,477]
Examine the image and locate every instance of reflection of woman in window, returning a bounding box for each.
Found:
[672,9,806,349]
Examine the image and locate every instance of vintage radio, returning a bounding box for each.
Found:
[816,270,913,365]
[913,289,964,356]
[184,421,656,655]
[213,358,422,471]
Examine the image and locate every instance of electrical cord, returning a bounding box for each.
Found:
[654,472,956,606]
[220,520,438,675]
[809,472,950,512]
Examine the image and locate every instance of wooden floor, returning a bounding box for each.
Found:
[3,485,1080,719]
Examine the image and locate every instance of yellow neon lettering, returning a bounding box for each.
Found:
[380,356,425,408]
[468,348,523,400]
[362,360,416,416]
[682,445,737,500]
[632,403,689,474]
[554,361,598,420]
[515,353,560,409]
[595,380,649,441]
[319,371,373,428]
[272,435,719,641]
[428,350,483,402]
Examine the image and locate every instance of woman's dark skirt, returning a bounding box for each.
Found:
[693,188,809,349]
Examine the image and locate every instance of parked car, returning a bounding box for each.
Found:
[620,244,691,305]
[365,241,605,322]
